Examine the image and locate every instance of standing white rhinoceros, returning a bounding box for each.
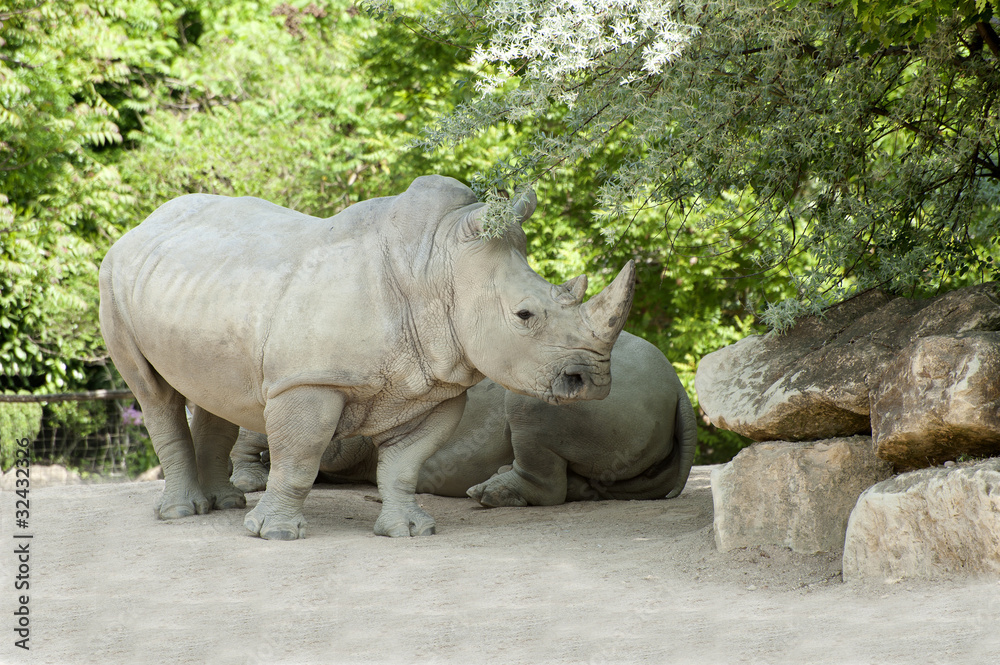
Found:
[100,175,634,539]
[231,332,697,504]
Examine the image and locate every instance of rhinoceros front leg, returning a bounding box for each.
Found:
[230,428,270,492]
[244,387,345,540]
[190,406,245,510]
[468,442,568,507]
[374,393,466,537]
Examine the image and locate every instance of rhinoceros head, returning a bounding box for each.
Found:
[450,189,635,405]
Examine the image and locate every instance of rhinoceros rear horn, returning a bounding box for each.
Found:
[552,274,588,305]
[582,260,636,344]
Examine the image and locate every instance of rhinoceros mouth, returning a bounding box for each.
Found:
[551,371,586,402]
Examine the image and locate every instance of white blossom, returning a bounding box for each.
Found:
[470,0,698,94]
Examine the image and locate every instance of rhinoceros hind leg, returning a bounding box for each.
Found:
[230,429,270,492]
[190,406,246,510]
[140,397,211,519]
[101,276,208,519]
[145,402,210,519]
[156,484,211,520]
[244,387,345,540]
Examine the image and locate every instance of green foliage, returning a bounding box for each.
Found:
[123,429,158,477]
[45,400,107,440]
[116,0,508,216]
[116,1,379,214]
[695,425,751,466]
[844,0,998,46]
[0,0,186,392]
[0,400,42,470]
[391,0,1000,333]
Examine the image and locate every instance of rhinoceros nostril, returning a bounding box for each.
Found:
[554,372,586,399]
[561,372,585,396]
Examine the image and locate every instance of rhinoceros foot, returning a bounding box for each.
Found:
[230,461,269,493]
[374,502,436,537]
[155,487,211,520]
[244,496,306,540]
[467,473,529,508]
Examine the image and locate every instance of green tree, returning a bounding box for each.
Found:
[0,0,197,392]
[845,0,999,49]
[377,0,1000,331]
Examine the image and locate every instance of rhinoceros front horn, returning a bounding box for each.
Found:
[582,260,636,344]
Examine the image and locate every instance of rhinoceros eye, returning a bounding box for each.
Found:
[516,309,534,321]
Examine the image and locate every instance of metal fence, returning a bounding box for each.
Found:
[0,390,156,478]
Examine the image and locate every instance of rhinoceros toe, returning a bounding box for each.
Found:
[467,477,528,508]
[374,503,436,537]
[259,524,303,541]
[244,503,306,540]
[155,487,211,520]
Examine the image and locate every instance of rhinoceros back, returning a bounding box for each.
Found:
[100,193,387,430]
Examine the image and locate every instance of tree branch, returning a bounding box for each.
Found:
[975,21,1000,62]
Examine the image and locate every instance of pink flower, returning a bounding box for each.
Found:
[122,405,144,427]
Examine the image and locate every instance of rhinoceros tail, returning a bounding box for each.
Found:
[573,389,698,501]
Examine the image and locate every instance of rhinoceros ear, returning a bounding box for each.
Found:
[552,274,588,305]
[511,188,537,225]
[459,188,538,241]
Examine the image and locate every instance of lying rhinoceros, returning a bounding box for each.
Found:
[230,331,697,505]
[100,175,634,539]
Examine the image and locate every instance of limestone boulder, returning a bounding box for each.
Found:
[695,283,1000,442]
[711,436,892,554]
[871,332,1000,469]
[843,459,1000,581]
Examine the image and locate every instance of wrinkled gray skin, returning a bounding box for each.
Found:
[231,332,698,505]
[100,175,634,539]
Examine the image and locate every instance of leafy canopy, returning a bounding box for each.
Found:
[371,0,1000,330]
[0,0,172,392]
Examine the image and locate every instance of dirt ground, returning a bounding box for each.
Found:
[1,465,997,665]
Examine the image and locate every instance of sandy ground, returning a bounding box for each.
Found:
[1,466,998,665]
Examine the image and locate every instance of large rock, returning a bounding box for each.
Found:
[695,284,1000,442]
[711,436,892,554]
[871,332,1000,469]
[843,459,1000,581]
